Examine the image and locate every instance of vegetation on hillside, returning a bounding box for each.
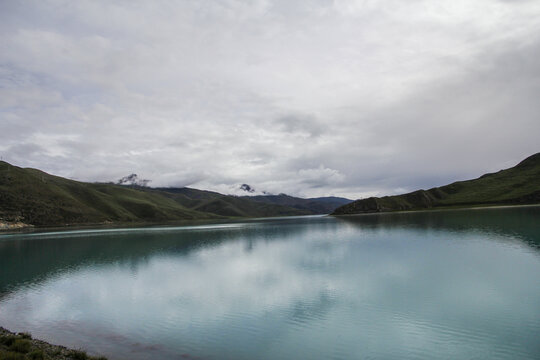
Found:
[332,153,540,215]
[240,194,352,214]
[0,162,342,228]
[4,152,535,225]
[0,162,308,227]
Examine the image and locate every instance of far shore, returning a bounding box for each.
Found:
[1,203,539,236]
[0,214,324,235]
[330,202,540,216]
[0,217,225,234]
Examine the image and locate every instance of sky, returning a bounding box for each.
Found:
[1,0,539,199]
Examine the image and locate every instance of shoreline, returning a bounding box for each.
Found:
[0,327,107,360]
[0,221,34,231]
[2,202,540,235]
[0,214,327,236]
[0,217,228,235]
[331,202,540,217]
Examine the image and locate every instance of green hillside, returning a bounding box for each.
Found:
[240,194,352,214]
[0,161,308,227]
[332,153,540,215]
[150,187,312,218]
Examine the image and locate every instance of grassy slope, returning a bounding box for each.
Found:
[240,194,353,214]
[0,161,217,226]
[0,162,307,226]
[150,188,312,217]
[332,153,540,215]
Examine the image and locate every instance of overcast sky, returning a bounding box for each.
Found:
[1,0,539,199]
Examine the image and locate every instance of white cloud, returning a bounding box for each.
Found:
[1,0,539,199]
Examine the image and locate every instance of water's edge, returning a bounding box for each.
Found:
[0,326,108,360]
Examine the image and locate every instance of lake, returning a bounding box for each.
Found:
[1,206,539,359]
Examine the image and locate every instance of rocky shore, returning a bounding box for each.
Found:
[0,327,107,360]
[0,221,33,231]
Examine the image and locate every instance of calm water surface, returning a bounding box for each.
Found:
[1,207,539,359]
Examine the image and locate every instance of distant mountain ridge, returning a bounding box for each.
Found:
[0,161,350,228]
[241,194,352,214]
[154,188,351,216]
[332,153,540,215]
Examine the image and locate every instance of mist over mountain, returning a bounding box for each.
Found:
[117,174,151,187]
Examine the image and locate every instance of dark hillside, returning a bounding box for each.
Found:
[0,162,309,227]
[151,188,311,217]
[240,194,352,214]
[333,153,540,215]
[0,161,216,226]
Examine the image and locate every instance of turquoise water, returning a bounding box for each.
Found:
[1,207,539,359]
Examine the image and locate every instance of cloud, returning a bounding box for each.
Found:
[273,113,326,138]
[1,0,539,198]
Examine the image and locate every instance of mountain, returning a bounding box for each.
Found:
[332,153,540,215]
[241,194,353,214]
[148,187,313,218]
[0,161,311,227]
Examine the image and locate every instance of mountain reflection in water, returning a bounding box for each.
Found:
[0,206,539,360]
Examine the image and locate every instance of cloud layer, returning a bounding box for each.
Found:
[1,0,539,198]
